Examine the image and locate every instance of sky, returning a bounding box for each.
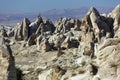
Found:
[0,0,120,13]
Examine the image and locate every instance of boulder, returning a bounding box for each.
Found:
[39,38,51,52]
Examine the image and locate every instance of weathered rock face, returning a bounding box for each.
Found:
[22,18,31,40]
[0,44,17,80]
[29,16,43,36]
[110,5,120,38]
[78,41,94,57]
[14,18,30,41]
[35,23,45,35]
[39,38,51,52]
[54,18,81,33]
[81,7,112,43]
[43,19,56,33]
[35,19,55,35]
[27,33,37,46]
[95,38,120,80]
[36,35,43,50]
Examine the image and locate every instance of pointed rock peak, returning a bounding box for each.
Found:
[23,18,31,25]
[37,15,42,19]
[112,4,120,13]
[90,7,96,11]
[37,15,43,21]
[117,4,120,7]
[43,19,52,24]
[35,15,43,25]
[88,7,100,16]
[115,4,120,9]
[111,4,120,18]
[23,18,29,22]
[82,7,100,23]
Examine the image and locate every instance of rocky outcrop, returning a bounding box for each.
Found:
[22,18,31,40]
[29,16,43,36]
[14,18,30,41]
[94,38,120,80]
[35,19,55,35]
[43,19,56,33]
[81,7,112,43]
[54,18,81,33]
[39,38,51,52]
[110,5,120,38]
[27,33,37,46]
[2,4,120,80]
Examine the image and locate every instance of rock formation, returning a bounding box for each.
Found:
[40,38,51,52]
[14,18,30,41]
[1,4,120,80]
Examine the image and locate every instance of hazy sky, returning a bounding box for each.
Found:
[0,0,120,13]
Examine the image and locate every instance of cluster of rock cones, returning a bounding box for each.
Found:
[0,5,120,80]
